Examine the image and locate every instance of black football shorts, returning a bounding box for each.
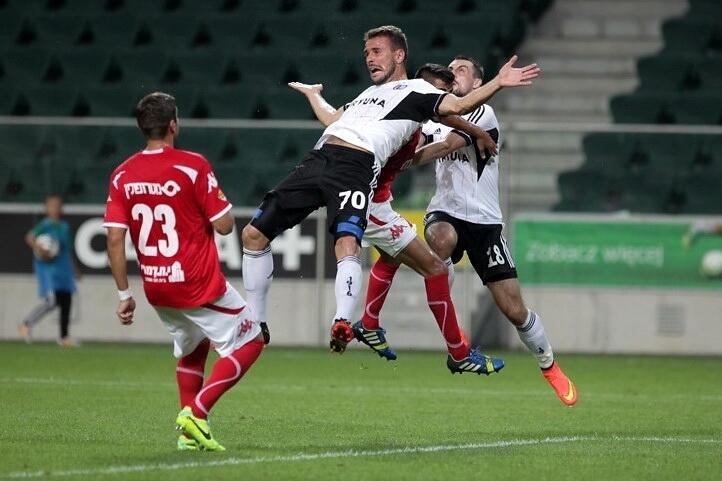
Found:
[424,211,517,284]
[251,144,378,243]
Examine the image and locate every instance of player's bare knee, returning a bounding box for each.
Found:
[425,227,456,259]
[335,235,360,258]
[242,224,268,250]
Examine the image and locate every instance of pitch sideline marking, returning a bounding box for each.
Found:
[2,436,720,479]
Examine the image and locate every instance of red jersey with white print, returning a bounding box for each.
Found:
[372,128,422,203]
[103,147,232,308]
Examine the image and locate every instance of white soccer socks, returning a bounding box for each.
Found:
[242,246,273,323]
[516,309,554,369]
[333,255,362,321]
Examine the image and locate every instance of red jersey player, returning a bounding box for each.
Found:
[288,63,505,375]
[104,92,264,451]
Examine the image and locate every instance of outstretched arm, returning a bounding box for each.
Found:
[288,82,344,127]
[437,55,540,116]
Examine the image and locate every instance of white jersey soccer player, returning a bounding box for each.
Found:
[241,25,540,355]
[415,55,578,406]
[424,104,504,226]
[105,92,265,451]
[288,63,509,375]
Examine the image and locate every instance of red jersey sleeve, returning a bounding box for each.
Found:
[196,161,232,222]
[103,168,130,229]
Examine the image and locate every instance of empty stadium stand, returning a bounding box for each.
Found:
[553,0,722,214]
[0,0,552,204]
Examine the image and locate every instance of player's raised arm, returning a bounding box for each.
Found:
[439,115,498,157]
[288,82,344,127]
[106,226,135,325]
[437,55,540,116]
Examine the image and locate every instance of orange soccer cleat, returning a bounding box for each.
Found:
[329,319,355,353]
[542,362,578,407]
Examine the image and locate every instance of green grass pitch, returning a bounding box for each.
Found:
[0,342,720,481]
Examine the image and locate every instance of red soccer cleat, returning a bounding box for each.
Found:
[542,361,578,407]
[329,319,355,353]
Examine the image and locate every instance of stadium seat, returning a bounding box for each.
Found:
[236,54,290,88]
[668,93,722,125]
[13,86,85,116]
[0,14,23,46]
[662,18,716,53]
[255,88,319,120]
[610,94,667,124]
[290,53,361,87]
[203,16,263,51]
[0,125,47,167]
[139,15,200,50]
[85,86,145,117]
[2,49,52,85]
[87,14,141,49]
[170,50,236,86]
[199,86,258,118]
[74,161,118,203]
[251,17,328,55]
[581,132,635,173]
[554,170,611,212]
[698,57,722,92]
[680,174,722,214]
[55,50,112,85]
[33,15,89,47]
[109,50,168,87]
[636,54,696,92]
[687,0,722,19]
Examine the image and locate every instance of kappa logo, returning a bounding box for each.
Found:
[393,84,408,90]
[238,319,254,336]
[389,223,407,240]
[207,172,219,193]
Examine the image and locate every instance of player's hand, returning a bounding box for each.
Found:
[288,82,324,96]
[33,243,53,261]
[497,55,540,87]
[116,298,136,325]
[476,131,498,158]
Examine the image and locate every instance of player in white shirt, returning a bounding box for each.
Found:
[290,63,506,375]
[411,56,578,406]
[240,26,540,355]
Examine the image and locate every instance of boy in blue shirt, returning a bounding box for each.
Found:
[18,194,78,346]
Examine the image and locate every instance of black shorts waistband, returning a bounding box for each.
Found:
[318,143,374,162]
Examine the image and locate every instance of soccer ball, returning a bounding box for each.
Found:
[700,250,722,278]
[35,234,59,260]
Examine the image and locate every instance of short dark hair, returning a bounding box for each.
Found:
[453,55,484,81]
[135,92,177,139]
[364,25,408,63]
[414,63,455,86]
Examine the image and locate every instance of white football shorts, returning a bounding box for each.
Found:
[362,200,417,257]
[154,282,261,358]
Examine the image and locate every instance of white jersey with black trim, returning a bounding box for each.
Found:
[314,79,447,168]
[424,104,503,225]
